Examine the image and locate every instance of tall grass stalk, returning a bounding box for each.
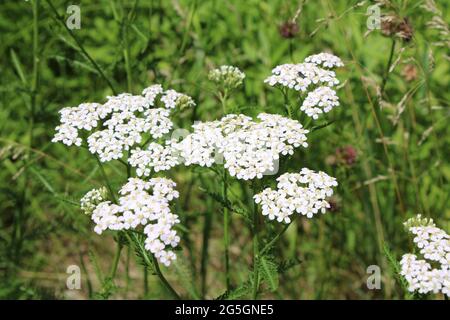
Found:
[45,0,117,95]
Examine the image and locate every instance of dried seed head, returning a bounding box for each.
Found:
[381,15,414,42]
[279,21,299,39]
[401,64,418,82]
[336,146,358,166]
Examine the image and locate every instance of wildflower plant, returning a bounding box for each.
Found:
[264,52,344,120]
[52,84,195,298]
[53,53,342,299]
[399,215,450,297]
[167,54,340,298]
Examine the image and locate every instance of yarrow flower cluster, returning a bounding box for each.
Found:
[208,65,245,90]
[254,168,338,223]
[129,142,179,176]
[400,215,450,296]
[86,177,181,266]
[80,187,108,215]
[52,84,195,162]
[301,86,339,119]
[264,52,343,119]
[173,113,309,180]
[303,52,344,69]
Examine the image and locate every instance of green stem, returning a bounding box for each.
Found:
[30,0,39,149]
[251,186,260,300]
[222,168,231,291]
[13,0,40,268]
[122,1,136,93]
[200,208,212,298]
[380,39,396,96]
[218,92,231,291]
[152,255,181,299]
[283,89,292,118]
[94,155,117,203]
[125,246,131,296]
[45,0,117,94]
[259,221,293,257]
[109,242,123,279]
[219,90,228,115]
[143,266,149,296]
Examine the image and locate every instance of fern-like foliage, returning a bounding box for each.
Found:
[199,187,251,223]
[257,254,279,292]
[173,255,200,299]
[215,279,253,300]
[130,232,156,274]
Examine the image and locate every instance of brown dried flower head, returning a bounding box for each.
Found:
[381,15,413,42]
[279,21,299,39]
[401,64,418,82]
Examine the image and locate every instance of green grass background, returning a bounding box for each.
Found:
[0,0,449,299]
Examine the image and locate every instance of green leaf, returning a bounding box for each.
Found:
[258,255,279,292]
[215,280,253,300]
[278,257,302,273]
[88,249,104,284]
[29,166,56,195]
[311,120,336,132]
[10,49,27,85]
[29,166,79,207]
[94,277,117,300]
[173,256,200,299]
[383,243,413,299]
[130,232,156,273]
[199,187,251,223]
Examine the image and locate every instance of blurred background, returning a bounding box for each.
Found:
[0,0,448,299]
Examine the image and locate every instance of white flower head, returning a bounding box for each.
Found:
[80,187,109,215]
[301,86,340,119]
[304,52,344,69]
[90,177,181,266]
[254,168,338,223]
[209,65,245,90]
[173,113,309,180]
[52,84,195,163]
[264,52,343,119]
[264,62,339,92]
[400,214,450,297]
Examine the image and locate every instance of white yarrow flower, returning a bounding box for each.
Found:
[254,168,338,223]
[264,52,343,119]
[52,84,195,163]
[400,215,450,297]
[90,177,181,266]
[173,113,309,180]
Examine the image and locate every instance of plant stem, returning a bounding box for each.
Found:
[282,88,292,118]
[259,221,292,257]
[45,0,117,94]
[251,185,260,299]
[218,91,231,291]
[143,266,149,296]
[14,0,41,266]
[109,242,123,279]
[125,246,131,296]
[222,168,231,291]
[200,208,212,298]
[219,90,228,114]
[122,0,136,93]
[380,39,396,96]
[30,0,39,149]
[94,155,117,203]
[151,255,181,299]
